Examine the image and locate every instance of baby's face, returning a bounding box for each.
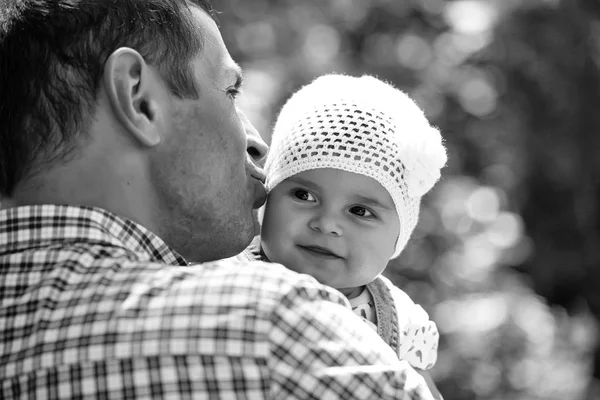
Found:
[261,168,399,294]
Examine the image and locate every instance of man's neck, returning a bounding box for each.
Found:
[9,161,158,235]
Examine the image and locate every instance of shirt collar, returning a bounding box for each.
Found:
[0,204,188,266]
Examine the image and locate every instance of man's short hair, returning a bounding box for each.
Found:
[0,0,215,196]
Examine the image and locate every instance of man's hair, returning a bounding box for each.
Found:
[0,0,215,196]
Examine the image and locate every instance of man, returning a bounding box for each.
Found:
[0,1,434,399]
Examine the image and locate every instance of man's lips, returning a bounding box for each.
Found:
[251,170,266,185]
[252,179,267,208]
[250,166,267,208]
[297,245,343,259]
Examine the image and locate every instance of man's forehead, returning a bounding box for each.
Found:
[190,5,217,49]
[190,5,240,83]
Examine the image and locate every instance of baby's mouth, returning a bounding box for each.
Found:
[297,245,342,259]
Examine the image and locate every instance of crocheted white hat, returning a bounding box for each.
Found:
[265,74,446,258]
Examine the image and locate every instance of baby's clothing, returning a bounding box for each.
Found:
[237,236,439,370]
[348,288,377,331]
[363,275,438,370]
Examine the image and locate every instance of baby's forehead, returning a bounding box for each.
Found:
[281,168,396,207]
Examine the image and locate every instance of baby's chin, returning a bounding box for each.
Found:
[270,253,363,293]
[310,274,365,298]
[336,286,365,299]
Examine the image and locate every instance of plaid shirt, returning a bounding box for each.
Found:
[0,205,433,399]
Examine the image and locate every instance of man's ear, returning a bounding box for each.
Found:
[103,47,169,147]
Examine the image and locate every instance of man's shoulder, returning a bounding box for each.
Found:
[2,234,334,313]
[191,256,330,300]
[1,247,345,378]
[9,239,337,310]
[96,253,340,316]
[223,235,265,262]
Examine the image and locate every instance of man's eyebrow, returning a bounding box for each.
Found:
[229,63,244,89]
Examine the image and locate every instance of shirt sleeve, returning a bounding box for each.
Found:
[382,276,440,370]
[267,277,435,400]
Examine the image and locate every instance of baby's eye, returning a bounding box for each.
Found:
[293,189,316,202]
[349,206,374,218]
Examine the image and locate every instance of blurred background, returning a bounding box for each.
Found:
[216,0,600,399]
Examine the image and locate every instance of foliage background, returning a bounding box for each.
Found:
[216,0,600,399]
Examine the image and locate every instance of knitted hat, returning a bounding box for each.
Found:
[264,74,447,258]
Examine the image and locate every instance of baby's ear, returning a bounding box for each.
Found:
[389,235,401,259]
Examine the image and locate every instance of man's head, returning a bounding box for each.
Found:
[0,0,268,261]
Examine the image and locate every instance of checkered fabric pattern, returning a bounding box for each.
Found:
[0,205,433,399]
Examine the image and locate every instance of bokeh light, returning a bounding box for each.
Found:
[218,0,600,398]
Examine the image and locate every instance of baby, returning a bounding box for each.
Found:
[243,74,446,396]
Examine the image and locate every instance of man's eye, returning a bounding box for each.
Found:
[349,206,374,218]
[293,189,315,202]
[227,87,241,100]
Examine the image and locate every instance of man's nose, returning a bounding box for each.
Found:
[239,110,268,164]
